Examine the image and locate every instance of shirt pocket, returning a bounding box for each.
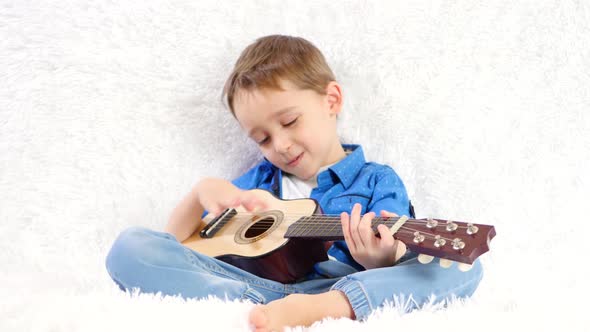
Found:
[326,194,370,213]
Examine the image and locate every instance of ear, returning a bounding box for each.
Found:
[325,81,343,116]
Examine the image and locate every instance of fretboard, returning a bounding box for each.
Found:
[284,216,410,241]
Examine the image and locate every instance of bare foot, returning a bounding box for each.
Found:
[249,291,354,332]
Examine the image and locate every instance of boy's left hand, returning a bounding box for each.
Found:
[340,203,407,270]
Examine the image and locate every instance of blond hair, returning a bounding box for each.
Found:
[222,35,336,114]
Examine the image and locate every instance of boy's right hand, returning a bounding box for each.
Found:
[195,178,268,217]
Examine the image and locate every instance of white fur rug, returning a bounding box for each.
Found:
[1,1,588,331]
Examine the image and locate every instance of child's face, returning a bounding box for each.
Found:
[233,79,345,180]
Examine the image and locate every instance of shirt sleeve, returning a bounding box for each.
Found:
[367,166,411,217]
[230,161,271,190]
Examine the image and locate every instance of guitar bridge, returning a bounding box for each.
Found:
[200,208,237,238]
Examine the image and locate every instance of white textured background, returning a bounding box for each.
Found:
[1,1,589,331]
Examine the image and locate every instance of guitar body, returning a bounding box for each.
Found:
[182,189,329,283]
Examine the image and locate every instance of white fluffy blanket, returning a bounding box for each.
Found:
[1,1,588,331]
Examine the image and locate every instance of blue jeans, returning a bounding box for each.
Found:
[105,227,483,320]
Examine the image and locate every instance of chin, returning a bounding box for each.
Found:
[299,168,318,181]
[299,174,314,181]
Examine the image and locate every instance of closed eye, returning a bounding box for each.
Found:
[257,137,269,145]
[283,117,298,127]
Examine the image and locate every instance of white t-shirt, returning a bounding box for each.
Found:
[281,164,333,200]
[281,162,342,262]
[281,149,352,199]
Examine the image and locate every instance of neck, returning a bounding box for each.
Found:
[322,142,346,167]
[285,215,404,240]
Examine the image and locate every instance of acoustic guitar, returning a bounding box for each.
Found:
[182,189,495,283]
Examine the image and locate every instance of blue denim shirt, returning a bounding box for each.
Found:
[228,144,412,271]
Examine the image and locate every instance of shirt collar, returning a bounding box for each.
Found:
[327,144,365,189]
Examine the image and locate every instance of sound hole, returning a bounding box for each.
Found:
[234,210,284,244]
[244,217,275,238]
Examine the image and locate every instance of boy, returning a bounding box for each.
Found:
[106,35,483,331]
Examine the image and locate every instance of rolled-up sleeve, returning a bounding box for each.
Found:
[367,166,410,217]
[230,162,270,190]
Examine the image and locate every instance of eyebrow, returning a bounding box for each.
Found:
[274,106,297,116]
[247,106,297,136]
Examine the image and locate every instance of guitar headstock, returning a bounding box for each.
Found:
[393,218,496,270]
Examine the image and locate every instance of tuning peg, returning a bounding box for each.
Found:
[439,258,453,268]
[426,218,438,229]
[417,254,434,264]
[413,231,425,243]
[445,220,458,232]
[434,235,446,248]
[466,223,479,235]
[458,263,473,272]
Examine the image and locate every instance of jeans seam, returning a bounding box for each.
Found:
[184,248,287,294]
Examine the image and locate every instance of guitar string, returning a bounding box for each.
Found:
[215,220,467,243]
[233,218,472,229]
[209,213,472,229]
[241,220,471,229]
[211,211,470,222]
[287,225,464,243]
[223,223,472,237]
[212,211,445,219]
[208,212,478,242]
[212,211,461,219]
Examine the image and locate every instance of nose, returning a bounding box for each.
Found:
[273,132,291,153]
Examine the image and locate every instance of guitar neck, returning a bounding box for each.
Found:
[284,215,495,265]
[284,216,401,241]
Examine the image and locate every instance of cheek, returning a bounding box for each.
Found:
[296,123,320,146]
[260,149,278,162]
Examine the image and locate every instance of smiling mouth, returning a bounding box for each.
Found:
[288,153,303,166]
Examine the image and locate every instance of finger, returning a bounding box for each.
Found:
[349,203,364,249]
[340,212,356,253]
[206,203,221,218]
[358,211,376,248]
[218,197,240,211]
[240,193,268,212]
[230,197,241,207]
[242,198,260,212]
[380,210,398,218]
[218,199,241,215]
[377,224,395,249]
[215,194,240,210]
[379,224,406,263]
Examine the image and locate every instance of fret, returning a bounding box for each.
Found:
[304,223,314,237]
[312,217,323,236]
[318,219,332,236]
[288,218,299,237]
[287,215,420,239]
[328,220,338,236]
[308,218,319,235]
[307,216,322,236]
[370,219,379,232]
[333,221,343,237]
[296,217,309,236]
